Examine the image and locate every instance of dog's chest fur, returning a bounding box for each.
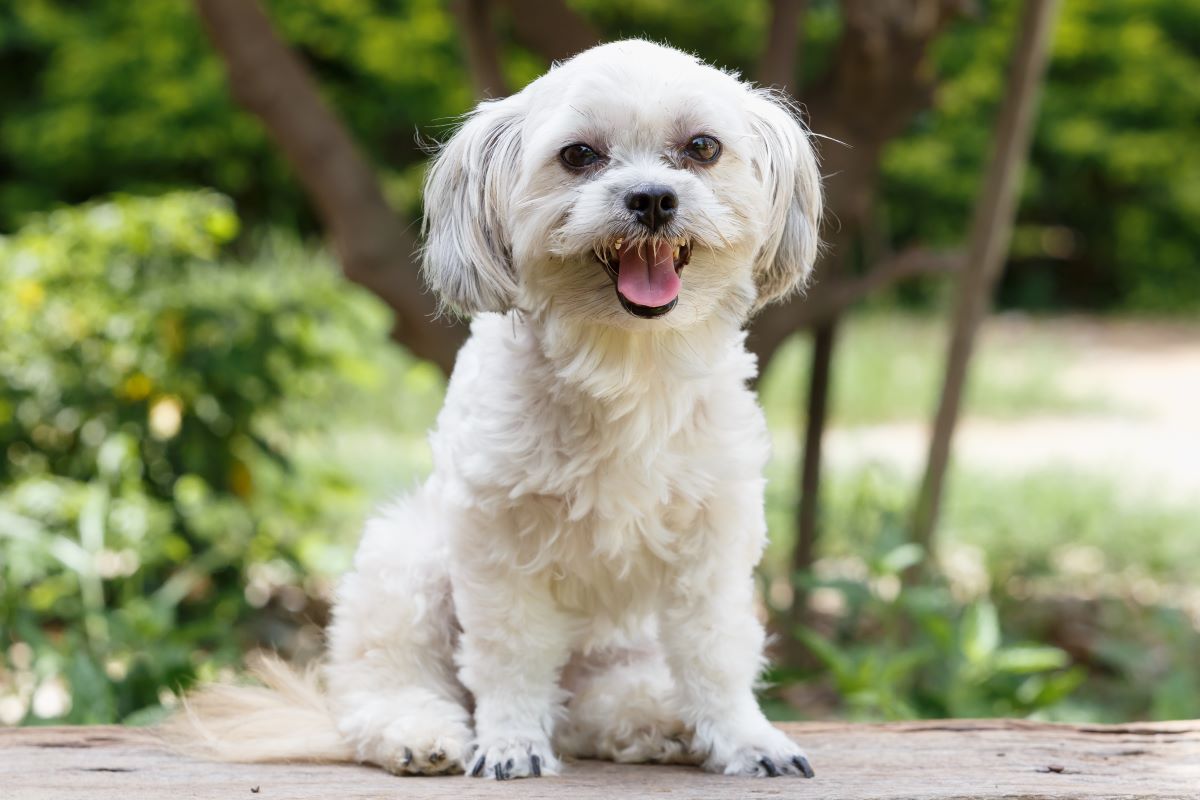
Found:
[431,313,768,626]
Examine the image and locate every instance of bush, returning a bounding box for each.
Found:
[0,192,391,725]
[761,465,1200,723]
[882,0,1200,312]
[764,472,1082,721]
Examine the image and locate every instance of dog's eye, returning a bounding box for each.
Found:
[560,143,601,170]
[683,135,721,164]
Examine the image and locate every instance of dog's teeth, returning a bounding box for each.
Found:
[613,238,623,251]
[672,246,680,259]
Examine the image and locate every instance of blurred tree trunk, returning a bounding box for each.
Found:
[450,0,509,98]
[192,0,465,375]
[760,0,809,91]
[911,0,1061,560]
[497,0,600,62]
[789,320,834,637]
[749,0,968,661]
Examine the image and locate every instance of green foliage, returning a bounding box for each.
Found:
[761,464,1200,723]
[2,0,1196,310]
[0,192,393,724]
[772,478,1084,720]
[0,0,471,229]
[882,0,1200,311]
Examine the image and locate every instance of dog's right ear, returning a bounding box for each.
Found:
[422,97,525,315]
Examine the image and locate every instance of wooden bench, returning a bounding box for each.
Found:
[5,719,1198,799]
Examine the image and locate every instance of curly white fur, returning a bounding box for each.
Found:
[174,39,822,781]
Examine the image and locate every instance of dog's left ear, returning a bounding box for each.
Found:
[422,96,525,315]
[746,90,823,311]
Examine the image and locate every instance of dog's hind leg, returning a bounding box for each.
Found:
[325,491,473,775]
[556,645,698,766]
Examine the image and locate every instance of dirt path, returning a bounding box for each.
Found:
[825,317,1200,502]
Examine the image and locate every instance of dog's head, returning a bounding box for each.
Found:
[423,40,822,329]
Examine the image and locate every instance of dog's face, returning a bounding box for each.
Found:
[423,40,822,330]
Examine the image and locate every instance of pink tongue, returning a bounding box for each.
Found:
[616,241,681,308]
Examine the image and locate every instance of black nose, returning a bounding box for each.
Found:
[625,184,678,232]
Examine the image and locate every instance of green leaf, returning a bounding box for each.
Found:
[994,645,1070,674]
[961,600,1001,665]
[878,543,925,575]
[794,628,852,677]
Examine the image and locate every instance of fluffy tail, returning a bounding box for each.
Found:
[161,654,355,763]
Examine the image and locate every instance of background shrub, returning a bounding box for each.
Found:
[0,192,391,724]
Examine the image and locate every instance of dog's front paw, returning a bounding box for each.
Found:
[468,736,559,780]
[372,715,472,776]
[704,726,815,778]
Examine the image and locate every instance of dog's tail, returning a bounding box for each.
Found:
[161,654,355,763]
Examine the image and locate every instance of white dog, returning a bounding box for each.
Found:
[180,38,822,781]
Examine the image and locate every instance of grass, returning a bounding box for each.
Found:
[763,462,1200,589]
[758,312,1108,428]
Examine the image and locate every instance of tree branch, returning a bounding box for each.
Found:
[912,0,1060,556]
[749,247,960,366]
[192,0,465,374]
[804,248,963,324]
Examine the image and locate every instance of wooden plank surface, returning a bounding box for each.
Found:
[3,719,1198,799]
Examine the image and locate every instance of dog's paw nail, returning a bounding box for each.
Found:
[793,755,815,778]
[759,757,780,777]
[471,738,555,779]
[401,747,413,767]
[428,749,444,764]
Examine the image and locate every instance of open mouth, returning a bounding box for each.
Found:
[594,237,692,319]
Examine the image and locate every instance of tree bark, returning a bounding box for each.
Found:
[797,323,836,573]
[498,0,600,63]
[911,0,1061,555]
[784,320,836,658]
[192,0,465,374]
[759,0,809,89]
[450,0,510,98]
